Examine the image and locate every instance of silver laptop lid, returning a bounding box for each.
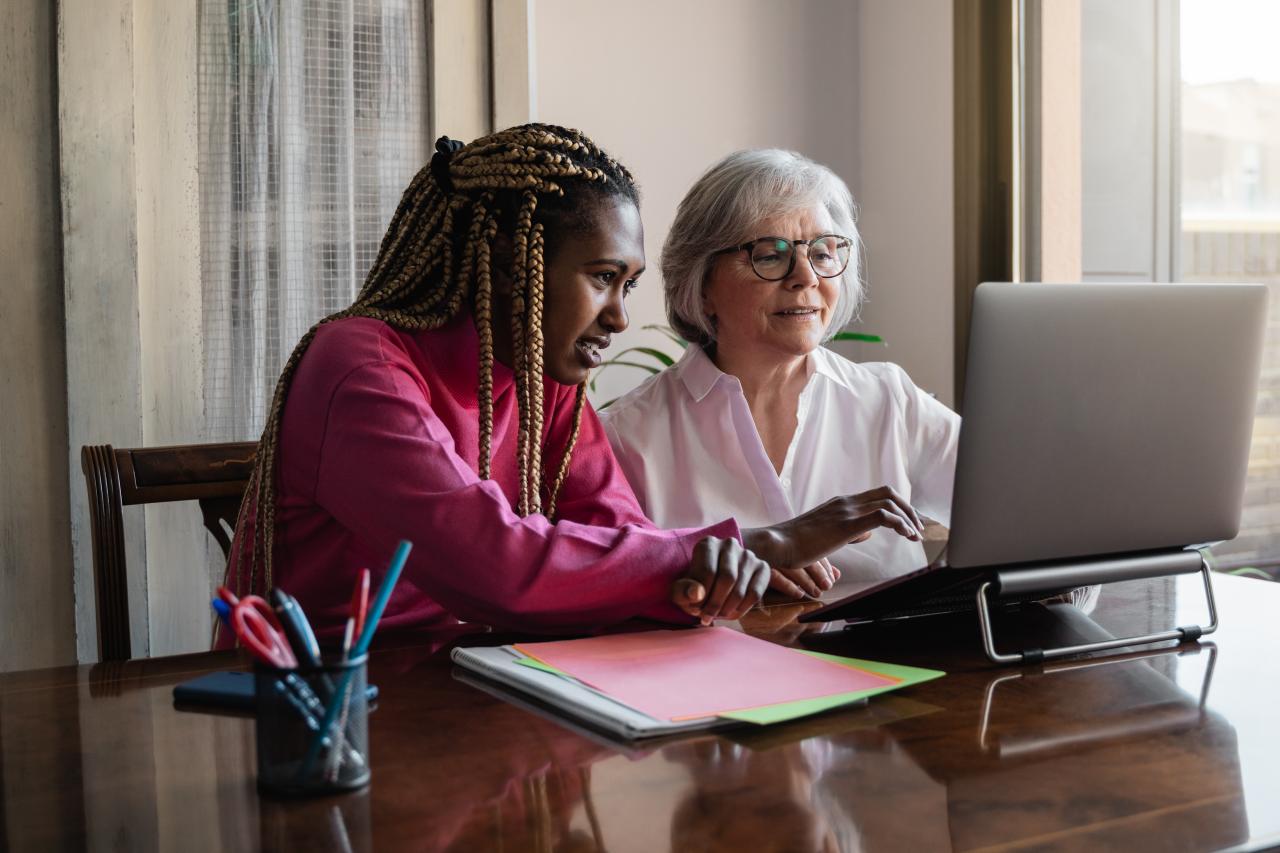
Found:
[947,282,1268,569]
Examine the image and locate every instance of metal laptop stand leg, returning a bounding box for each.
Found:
[974,550,1218,665]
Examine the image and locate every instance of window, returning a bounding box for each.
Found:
[1179,0,1280,573]
[198,0,429,442]
[1077,0,1278,575]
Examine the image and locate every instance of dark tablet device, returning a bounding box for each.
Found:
[173,671,378,711]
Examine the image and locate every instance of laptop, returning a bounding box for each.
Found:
[800,282,1269,625]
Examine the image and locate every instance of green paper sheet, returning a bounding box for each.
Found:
[519,656,571,676]
[720,652,944,725]
[514,649,943,726]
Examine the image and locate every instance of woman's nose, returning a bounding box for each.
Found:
[785,254,820,289]
[601,291,629,333]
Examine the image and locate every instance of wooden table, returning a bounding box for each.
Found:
[2,573,1278,852]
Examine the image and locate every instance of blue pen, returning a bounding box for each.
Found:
[271,681,365,767]
[352,539,412,658]
[274,680,321,732]
[269,588,322,669]
[212,597,232,628]
[298,540,412,780]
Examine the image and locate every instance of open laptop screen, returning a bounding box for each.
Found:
[947,282,1267,569]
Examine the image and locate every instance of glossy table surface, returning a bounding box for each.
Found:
[2,572,1278,852]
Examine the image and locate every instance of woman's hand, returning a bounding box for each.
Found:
[742,486,924,581]
[770,558,840,599]
[671,536,773,625]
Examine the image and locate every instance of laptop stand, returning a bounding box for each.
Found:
[975,549,1217,665]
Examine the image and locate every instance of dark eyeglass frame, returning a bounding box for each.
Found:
[711,234,853,282]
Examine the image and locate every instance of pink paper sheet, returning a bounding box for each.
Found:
[514,627,899,720]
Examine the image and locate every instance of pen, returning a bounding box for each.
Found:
[274,679,322,732]
[270,588,322,669]
[212,595,354,713]
[211,597,233,629]
[329,569,370,780]
[353,541,411,657]
[342,568,370,659]
[212,593,368,776]
[301,540,412,780]
[351,568,371,655]
[271,681,365,768]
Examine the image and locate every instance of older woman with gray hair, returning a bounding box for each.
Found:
[601,149,959,596]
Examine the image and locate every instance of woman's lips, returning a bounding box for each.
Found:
[772,307,821,320]
[575,339,604,368]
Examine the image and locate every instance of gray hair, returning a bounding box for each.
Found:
[662,149,863,347]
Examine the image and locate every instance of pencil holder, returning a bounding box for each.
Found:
[254,654,371,797]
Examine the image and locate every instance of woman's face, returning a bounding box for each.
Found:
[539,198,645,385]
[702,204,841,364]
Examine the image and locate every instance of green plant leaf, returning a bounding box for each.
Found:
[608,346,676,367]
[602,359,666,373]
[831,331,885,344]
[642,323,690,349]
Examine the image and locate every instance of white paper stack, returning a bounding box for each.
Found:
[450,645,731,740]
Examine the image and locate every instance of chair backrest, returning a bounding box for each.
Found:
[80,442,257,661]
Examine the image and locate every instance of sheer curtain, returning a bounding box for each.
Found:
[199,0,429,442]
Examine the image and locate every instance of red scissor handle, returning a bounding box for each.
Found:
[232,596,297,669]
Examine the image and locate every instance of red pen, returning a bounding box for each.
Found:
[352,569,371,642]
[342,569,371,658]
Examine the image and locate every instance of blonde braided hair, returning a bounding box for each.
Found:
[228,124,638,597]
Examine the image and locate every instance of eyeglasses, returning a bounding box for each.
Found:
[712,234,852,282]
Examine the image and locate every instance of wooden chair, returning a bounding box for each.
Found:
[80,442,257,661]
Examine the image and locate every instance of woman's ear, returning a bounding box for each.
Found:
[701,288,717,321]
[491,233,515,296]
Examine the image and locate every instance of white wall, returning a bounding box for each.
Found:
[0,0,77,671]
[59,0,212,662]
[133,0,214,657]
[533,0,860,404]
[532,0,954,407]
[851,0,955,404]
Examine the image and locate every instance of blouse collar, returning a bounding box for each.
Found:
[676,342,845,403]
[674,345,726,402]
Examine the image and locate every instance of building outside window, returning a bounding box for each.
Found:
[1179,0,1280,575]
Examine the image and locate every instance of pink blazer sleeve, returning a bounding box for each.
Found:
[312,361,739,631]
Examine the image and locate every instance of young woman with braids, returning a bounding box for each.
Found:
[224,124,922,639]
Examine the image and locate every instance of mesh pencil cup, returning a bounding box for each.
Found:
[253,653,371,796]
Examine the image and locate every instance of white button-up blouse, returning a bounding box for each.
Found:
[600,344,961,582]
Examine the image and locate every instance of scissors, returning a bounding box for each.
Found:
[218,587,298,670]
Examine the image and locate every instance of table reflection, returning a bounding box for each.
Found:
[426,605,1249,851]
[875,644,1248,851]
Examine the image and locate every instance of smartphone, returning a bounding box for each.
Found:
[173,670,378,711]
